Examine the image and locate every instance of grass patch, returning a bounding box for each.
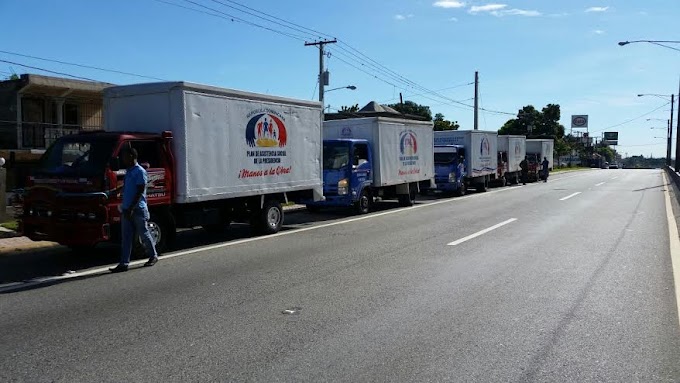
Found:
[552,167,591,173]
[1,220,18,231]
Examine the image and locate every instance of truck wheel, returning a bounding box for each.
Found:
[134,211,173,257]
[355,189,372,214]
[476,177,489,193]
[454,183,466,197]
[257,200,284,235]
[398,186,416,207]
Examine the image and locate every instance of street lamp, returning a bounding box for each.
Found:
[325,85,357,93]
[639,93,676,166]
[619,40,680,52]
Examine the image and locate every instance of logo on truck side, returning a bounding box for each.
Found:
[480,135,491,157]
[246,112,288,148]
[399,130,419,166]
[241,109,292,178]
[514,141,521,157]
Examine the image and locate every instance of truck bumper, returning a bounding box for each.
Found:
[435,182,461,192]
[21,218,111,247]
[304,194,355,208]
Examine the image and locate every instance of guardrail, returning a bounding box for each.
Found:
[665,166,680,200]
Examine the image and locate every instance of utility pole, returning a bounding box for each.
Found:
[473,71,479,130]
[675,79,680,170]
[305,39,337,107]
[668,118,673,166]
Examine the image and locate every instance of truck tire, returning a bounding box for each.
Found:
[255,200,284,235]
[398,186,416,207]
[453,183,466,197]
[476,177,489,193]
[135,210,174,257]
[355,189,372,214]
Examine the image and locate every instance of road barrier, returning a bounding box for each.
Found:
[665,166,680,202]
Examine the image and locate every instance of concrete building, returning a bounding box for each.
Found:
[0,74,113,191]
[0,74,113,150]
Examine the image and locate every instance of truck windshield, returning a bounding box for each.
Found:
[323,142,350,170]
[434,152,457,164]
[38,137,117,176]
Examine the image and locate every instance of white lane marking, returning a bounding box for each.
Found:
[559,192,582,201]
[0,171,596,293]
[595,182,606,186]
[447,218,517,246]
[662,172,680,329]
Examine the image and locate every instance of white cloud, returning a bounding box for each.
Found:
[503,9,541,17]
[593,29,605,35]
[585,6,609,13]
[433,1,466,8]
[469,3,507,13]
[548,12,570,18]
[449,17,459,21]
[394,14,414,20]
[469,4,541,17]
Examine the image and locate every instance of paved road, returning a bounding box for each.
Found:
[1,170,679,382]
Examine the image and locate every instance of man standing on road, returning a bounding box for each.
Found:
[520,157,528,185]
[542,157,550,183]
[110,148,159,273]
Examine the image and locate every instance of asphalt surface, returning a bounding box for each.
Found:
[1,169,679,382]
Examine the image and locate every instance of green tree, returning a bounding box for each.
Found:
[498,104,565,139]
[433,113,460,131]
[339,104,359,113]
[387,100,432,120]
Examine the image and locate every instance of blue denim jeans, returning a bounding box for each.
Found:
[120,209,158,266]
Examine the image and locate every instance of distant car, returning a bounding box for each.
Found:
[609,163,619,169]
[602,162,609,169]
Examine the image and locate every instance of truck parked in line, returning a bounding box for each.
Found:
[431,144,466,196]
[20,82,324,253]
[497,135,526,185]
[305,117,434,214]
[433,130,498,192]
[526,139,554,180]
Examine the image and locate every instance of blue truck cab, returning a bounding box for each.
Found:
[306,139,374,214]
[433,145,467,196]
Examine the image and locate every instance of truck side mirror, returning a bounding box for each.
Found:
[109,157,120,171]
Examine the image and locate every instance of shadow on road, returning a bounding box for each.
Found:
[0,198,444,286]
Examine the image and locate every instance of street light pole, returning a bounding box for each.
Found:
[676,80,680,170]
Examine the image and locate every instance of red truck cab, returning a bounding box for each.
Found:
[21,131,174,251]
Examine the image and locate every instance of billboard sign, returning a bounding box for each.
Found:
[604,132,618,141]
[571,115,588,129]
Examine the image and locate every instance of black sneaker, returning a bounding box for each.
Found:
[144,258,159,267]
[109,264,129,273]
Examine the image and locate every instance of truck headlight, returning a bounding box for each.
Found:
[448,173,456,183]
[338,178,349,195]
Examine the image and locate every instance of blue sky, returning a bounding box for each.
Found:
[1,0,679,157]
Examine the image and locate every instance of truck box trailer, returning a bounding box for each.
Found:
[526,139,555,177]
[498,135,526,185]
[434,130,498,192]
[307,117,434,213]
[21,81,324,253]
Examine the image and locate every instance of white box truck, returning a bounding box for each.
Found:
[526,139,555,178]
[498,135,526,185]
[34,81,328,251]
[434,130,498,192]
[307,117,434,213]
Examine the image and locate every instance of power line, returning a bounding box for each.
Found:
[379,82,474,103]
[0,50,165,81]
[590,102,670,134]
[178,0,311,41]
[649,42,680,52]
[0,59,100,82]
[159,0,491,111]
